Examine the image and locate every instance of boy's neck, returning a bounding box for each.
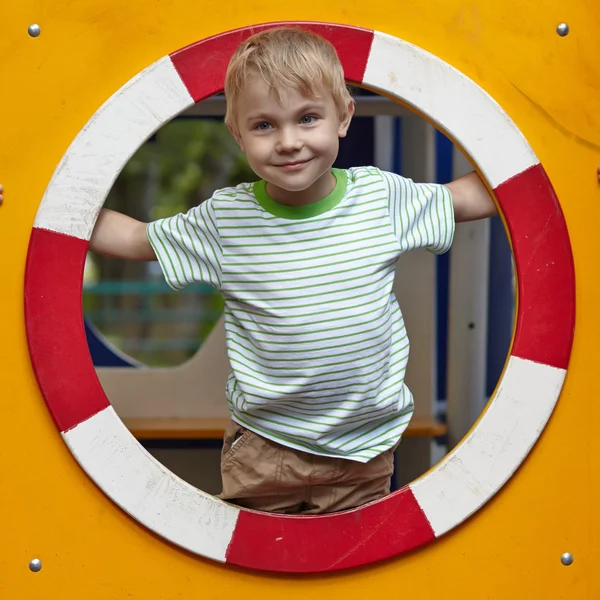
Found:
[265,170,336,207]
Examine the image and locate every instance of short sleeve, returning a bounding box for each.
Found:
[147,198,222,291]
[381,170,455,255]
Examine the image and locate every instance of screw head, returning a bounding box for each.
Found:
[28,24,41,38]
[556,23,570,37]
[29,558,42,572]
[561,552,574,566]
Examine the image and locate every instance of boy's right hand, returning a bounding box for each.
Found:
[0,188,154,260]
[0,189,154,260]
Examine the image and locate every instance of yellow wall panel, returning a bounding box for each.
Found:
[1,1,598,598]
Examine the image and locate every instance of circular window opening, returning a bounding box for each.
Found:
[25,23,574,573]
[84,89,515,497]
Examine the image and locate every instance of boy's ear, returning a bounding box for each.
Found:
[338,99,355,138]
[228,124,245,151]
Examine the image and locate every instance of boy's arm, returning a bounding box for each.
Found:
[445,172,497,223]
[0,188,155,260]
[448,167,600,222]
[89,208,156,260]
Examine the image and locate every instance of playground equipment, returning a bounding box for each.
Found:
[2,1,599,598]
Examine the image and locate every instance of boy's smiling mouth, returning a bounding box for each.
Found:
[275,158,314,170]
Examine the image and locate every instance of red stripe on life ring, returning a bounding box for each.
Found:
[169,22,374,103]
[25,229,109,432]
[225,486,435,573]
[496,164,575,370]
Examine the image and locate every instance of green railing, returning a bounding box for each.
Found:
[83,280,224,364]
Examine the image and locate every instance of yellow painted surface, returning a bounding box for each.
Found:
[1,1,599,598]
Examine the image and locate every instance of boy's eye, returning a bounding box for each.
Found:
[300,115,317,125]
[255,122,272,131]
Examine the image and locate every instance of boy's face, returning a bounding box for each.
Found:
[229,74,353,205]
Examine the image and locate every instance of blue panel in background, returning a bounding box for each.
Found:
[335,117,375,168]
[393,117,402,174]
[486,216,514,396]
[435,130,454,401]
[85,318,139,368]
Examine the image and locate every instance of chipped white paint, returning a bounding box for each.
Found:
[410,356,565,536]
[63,406,240,561]
[363,31,539,189]
[34,57,194,240]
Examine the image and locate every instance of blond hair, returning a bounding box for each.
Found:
[224,27,353,130]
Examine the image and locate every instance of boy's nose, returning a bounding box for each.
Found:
[276,128,302,153]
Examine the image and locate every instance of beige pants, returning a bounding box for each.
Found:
[219,420,398,515]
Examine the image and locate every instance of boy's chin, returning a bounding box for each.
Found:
[270,181,316,194]
[268,172,328,192]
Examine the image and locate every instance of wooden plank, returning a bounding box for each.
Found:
[124,416,447,440]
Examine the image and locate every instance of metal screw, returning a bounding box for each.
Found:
[28,24,41,38]
[561,552,574,566]
[29,558,42,572]
[556,23,570,37]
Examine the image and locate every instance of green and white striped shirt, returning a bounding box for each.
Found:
[147,167,454,462]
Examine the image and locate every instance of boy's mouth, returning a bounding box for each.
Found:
[275,158,313,171]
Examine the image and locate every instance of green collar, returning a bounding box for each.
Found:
[253,169,347,220]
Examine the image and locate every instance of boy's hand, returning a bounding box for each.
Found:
[0,188,154,260]
[449,165,600,222]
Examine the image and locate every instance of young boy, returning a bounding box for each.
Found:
[5,27,591,515]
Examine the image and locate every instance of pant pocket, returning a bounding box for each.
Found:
[221,421,251,466]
